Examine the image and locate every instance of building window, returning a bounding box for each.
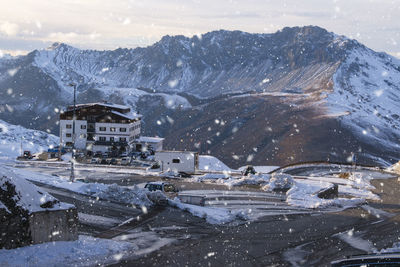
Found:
[110,127,116,132]
[66,124,72,129]
[81,125,86,129]
[120,137,126,142]
[120,127,126,132]
[172,159,180,164]
[80,134,86,138]
[66,133,72,137]
[66,142,73,147]
[99,127,106,131]
[99,137,106,141]
[110,137,114,142]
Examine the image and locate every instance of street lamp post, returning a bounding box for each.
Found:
[69,83,77,182]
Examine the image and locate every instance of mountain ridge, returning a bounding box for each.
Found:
[0,25,399,167]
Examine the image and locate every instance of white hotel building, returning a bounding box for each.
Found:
[59,102,141,154]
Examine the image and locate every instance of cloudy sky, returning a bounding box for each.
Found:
[0,0,399,57]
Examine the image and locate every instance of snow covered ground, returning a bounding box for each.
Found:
[177,189,312,222]
[186,167,385,212]
[5,166,154,208]
[0,119,58,160]
[0,234,173,267]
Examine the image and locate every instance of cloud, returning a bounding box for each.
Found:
[0,21,19,36]
[47,31,101,43]
[288,11,331,19]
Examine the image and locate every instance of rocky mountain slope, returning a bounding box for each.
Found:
[0,26,399,167]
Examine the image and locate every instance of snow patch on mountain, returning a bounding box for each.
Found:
[100,87,191,110]
[328,47,400,150]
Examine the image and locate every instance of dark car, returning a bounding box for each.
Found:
[144,182,179,197]
[331,253,400,266]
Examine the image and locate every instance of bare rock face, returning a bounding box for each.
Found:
[0,170,78,249]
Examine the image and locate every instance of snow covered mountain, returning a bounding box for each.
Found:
[0,25,399,166]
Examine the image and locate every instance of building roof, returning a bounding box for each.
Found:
[72,102,130,110]
[111,110,142,120]
[60,102,140,122]
[137,136,164,143]
[156,150,197,154]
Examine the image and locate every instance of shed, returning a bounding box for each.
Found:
[155,151,199,174]
[0,169,78,249]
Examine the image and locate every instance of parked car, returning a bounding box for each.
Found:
[110,158,118,165]
[331,253,400,266]
[100,158,108,165]
[120,152,128,157]
[144,182,179,197]
[120,157,131,165]
[90,158,100,164]
[94,151,103,158]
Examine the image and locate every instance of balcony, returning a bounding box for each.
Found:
[94,141,128,146]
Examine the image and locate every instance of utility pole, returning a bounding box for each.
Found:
[68,83,77,182]
[58,127,62,161]
[20,137,23,157]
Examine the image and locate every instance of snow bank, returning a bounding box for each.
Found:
[192,173,231,182]
[168,199,247,224]
[286,180,365,209]
[0,235,136,267]
[192,173,270,187]
[158,169,181,178]
[9,167,154,208]
[198,155,232,171]
[238,165,280,173]
[83,183,153,207]
[262,173,293,191]
[224,174,271,187]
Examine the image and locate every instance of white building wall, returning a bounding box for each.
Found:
[60,120,87,150]
[95,122,133,142]
[60,117,141,151]
[155,151,198,173]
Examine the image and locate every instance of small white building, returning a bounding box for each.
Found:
[155,151,199,174]
[133,136,164,152]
